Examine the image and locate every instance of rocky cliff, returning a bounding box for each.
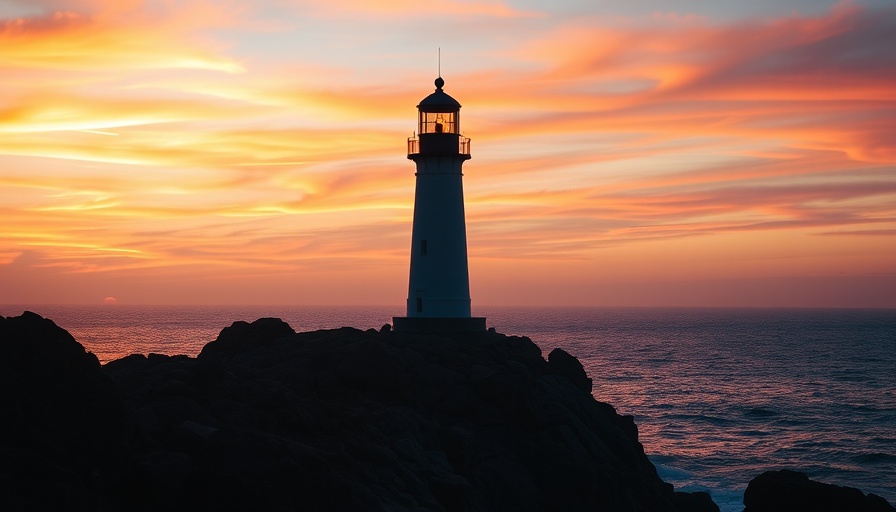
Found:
[1,311,889,511]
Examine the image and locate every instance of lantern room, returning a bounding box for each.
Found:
[417,77,460,134]
[408,77,471,159]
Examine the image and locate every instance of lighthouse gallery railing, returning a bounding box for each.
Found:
[407,136,471,157]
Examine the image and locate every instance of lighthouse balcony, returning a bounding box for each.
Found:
[408,134,471,158]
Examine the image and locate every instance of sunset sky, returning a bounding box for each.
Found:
[1,0,894,308]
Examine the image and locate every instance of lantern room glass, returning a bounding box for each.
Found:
[419,111,458,135]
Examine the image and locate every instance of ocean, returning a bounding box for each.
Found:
[2,304,894,512]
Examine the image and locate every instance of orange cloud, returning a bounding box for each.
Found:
[0,4,244,72]
[465,3,895,160]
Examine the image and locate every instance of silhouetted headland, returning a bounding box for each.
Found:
[2,311,892,512]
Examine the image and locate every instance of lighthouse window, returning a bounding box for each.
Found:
[416,298,423,313]
[420,111,457,134]
[420,240,428,256]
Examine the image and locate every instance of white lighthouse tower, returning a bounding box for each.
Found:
[393,77,486,332]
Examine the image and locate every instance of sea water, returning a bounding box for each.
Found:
[2,304,894,512]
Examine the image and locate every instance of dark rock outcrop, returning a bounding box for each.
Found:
[547,347,593,393]
[3,312,724,511]
[0,311,131,510]
[744,470,895,512]
[197,317,295,359]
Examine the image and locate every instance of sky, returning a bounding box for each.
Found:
[1,0,894,308]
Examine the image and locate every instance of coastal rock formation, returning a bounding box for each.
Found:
[743,470,895,512]
[3,311,721,511]
[0,312,131,510]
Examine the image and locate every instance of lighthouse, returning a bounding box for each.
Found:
[392,77,486,332]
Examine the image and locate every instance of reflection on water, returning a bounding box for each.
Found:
[2,305,894,512]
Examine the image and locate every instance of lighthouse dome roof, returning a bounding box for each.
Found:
[417,77,461,113]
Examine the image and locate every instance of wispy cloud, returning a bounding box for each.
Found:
[0,3,245,72]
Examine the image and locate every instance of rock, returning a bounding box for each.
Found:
[674,490,721,512]
[0,311,131,510]
[744,469,895,512]
[2,312,725,512]
[198,317,295,359]
[335,338,410,392]
[0,312,130,462]
[547,347,593,393]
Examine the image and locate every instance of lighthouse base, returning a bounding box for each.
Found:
[392,316,487,333]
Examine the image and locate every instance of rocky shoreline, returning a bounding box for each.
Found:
[1,311,892,511]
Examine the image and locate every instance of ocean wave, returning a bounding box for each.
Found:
[658,413,735,427]
[734,429,773,438]
[852,452,896,464]
[744,407,779,417]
